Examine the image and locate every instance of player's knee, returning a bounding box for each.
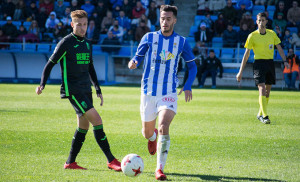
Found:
[158,124,169,135]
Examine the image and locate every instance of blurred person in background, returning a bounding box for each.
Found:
[283,48,300,90]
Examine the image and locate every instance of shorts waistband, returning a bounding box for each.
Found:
[254,59,273,62]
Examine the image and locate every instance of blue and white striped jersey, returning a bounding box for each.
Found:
[132,30,195,96]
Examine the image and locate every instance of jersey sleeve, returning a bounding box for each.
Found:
[244,33,253,49]
[181,39,195,63]
[272,30,281,45]
[49,39,67,64]
[132,33,149,65]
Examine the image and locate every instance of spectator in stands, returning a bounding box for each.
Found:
[139,14,152,29]
[1,0,16,19]
[101,31,121,53]
[214,13,227,37]
[282,29,292,49]
[95,0,107,19]
[28,20,40,38]
[0,29,9,49]
[17,25,27,36]
[112,5,121,18]
[255,0,266,5]
[13,0,27,21]
[223,23,238,47]
[81,0,95,17]
[201,13,214,30]
[272,12,287,32]
[209,0,226,14]
[70,0,80,11]
[290,31,300,47]
[135,20,150,43]
[273,1,287,20]
[283,48,300,90]
[108,20,124,41]
[287,1,300,28]
[117,10,131,32]
[36,7,48,33]
[2,16,18,42]
[86,19,100,44]
[240,12,255,31]
[197,0,209,15]
[122,0,133,19]
[140,0,150,8]
[132,1,146,25]
[26,1,39,22]
[146,1,159,26]
[110,0,123,9]
[123,29,134,44]
[54,0,67,19]
[238,23,250,47]
[89,11,102,31]
[235,2,247,26]
[101,11,114,34]
[236,0,253,11]
[54,22,68,42]
[39,0,54,16]
[61,7,72,27]
[222,0,236,25]
[45,11,60,32]
[195,22,213,47]
[199,49,223,88]
[264,11,273,29]
[154,0,165,7]
[274,25,283,39]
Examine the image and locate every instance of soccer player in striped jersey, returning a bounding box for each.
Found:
[236,12,289,124]
[128,5,197,180]
[36,10,121,171]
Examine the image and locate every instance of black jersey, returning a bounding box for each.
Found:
[40,33,101,98]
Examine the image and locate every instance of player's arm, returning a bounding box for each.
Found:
[276,44,290,69]
[236,48,250,82]
[89,62,103,106]
[178,39,197,102]
[36,40,66,95]
[128,33,149,69]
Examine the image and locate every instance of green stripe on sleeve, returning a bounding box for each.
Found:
[63,56,69,97]
[72,95,85,114]
[57,51,67,63]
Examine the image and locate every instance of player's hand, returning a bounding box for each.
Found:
[97,93,103,106]
[236,72,242,82]
[128,60,138,69]
[178,88,192,102]
[36,85,44,95]
[284,62,290,69]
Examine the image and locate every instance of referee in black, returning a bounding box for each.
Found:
[36,10,121,171]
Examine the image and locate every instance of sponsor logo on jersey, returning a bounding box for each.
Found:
[269,44,273,49]
[162,97,175,102]
[76,53,90,64]
[74,44,79,48]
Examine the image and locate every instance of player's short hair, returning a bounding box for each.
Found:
[257,12,267,19]
[160,5,177,17]
[209,49,214,53]
[71,10,88,21]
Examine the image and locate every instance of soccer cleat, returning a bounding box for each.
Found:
[155,169,167,181]
[263,116,271,124]
[257,115,264,123]
[107,158,122,171]
[148,128,158,155]
[64,162,87,170]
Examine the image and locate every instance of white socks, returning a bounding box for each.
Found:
[148,130,157,142]
[156,135,170,171]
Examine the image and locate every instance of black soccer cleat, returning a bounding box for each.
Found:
[263,116,271,124]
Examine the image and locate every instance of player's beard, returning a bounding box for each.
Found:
[162,23,174,34]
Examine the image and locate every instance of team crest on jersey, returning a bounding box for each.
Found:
[159,50,174,61]
[269,44,273,49]
[173,43,177,48]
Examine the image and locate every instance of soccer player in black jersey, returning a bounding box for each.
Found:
[35,10,121,171]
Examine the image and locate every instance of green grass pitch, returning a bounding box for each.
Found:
[0,84,299,181]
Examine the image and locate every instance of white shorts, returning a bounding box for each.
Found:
[140,93,178,122]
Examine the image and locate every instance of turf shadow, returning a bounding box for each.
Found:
[165,173,285,181]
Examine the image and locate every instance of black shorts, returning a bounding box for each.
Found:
[253,59,276,86]
[68,92,94,116]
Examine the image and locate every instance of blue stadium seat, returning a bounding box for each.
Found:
[24,44,37,52]
[194,15,205,26]
[37,44,50,52]
[9,44,23,51]
[232,26,240,32]
[23,21,31,30]
[221,49,234,63]
[151,25,155,32]
[186,37,195,47]
[287,27,298,34]
[212,37,223,48]
[268,10,274,20]
[235,48,245,59]
[118,46,131,57]
[189,25,198,37]
[0,21,6,26]
[213,48,221,57]
[210,15,218,22]
[267,5,276,11]
[253,5,265,11]
[12,21,22,29]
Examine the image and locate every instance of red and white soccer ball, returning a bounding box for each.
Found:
[121,154,144,177]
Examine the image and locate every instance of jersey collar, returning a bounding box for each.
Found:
[71,33,85,42]
[158,30,177,39]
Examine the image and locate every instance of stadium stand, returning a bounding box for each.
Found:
[0,53,16,78]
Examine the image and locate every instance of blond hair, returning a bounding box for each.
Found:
[71,10,88,21]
